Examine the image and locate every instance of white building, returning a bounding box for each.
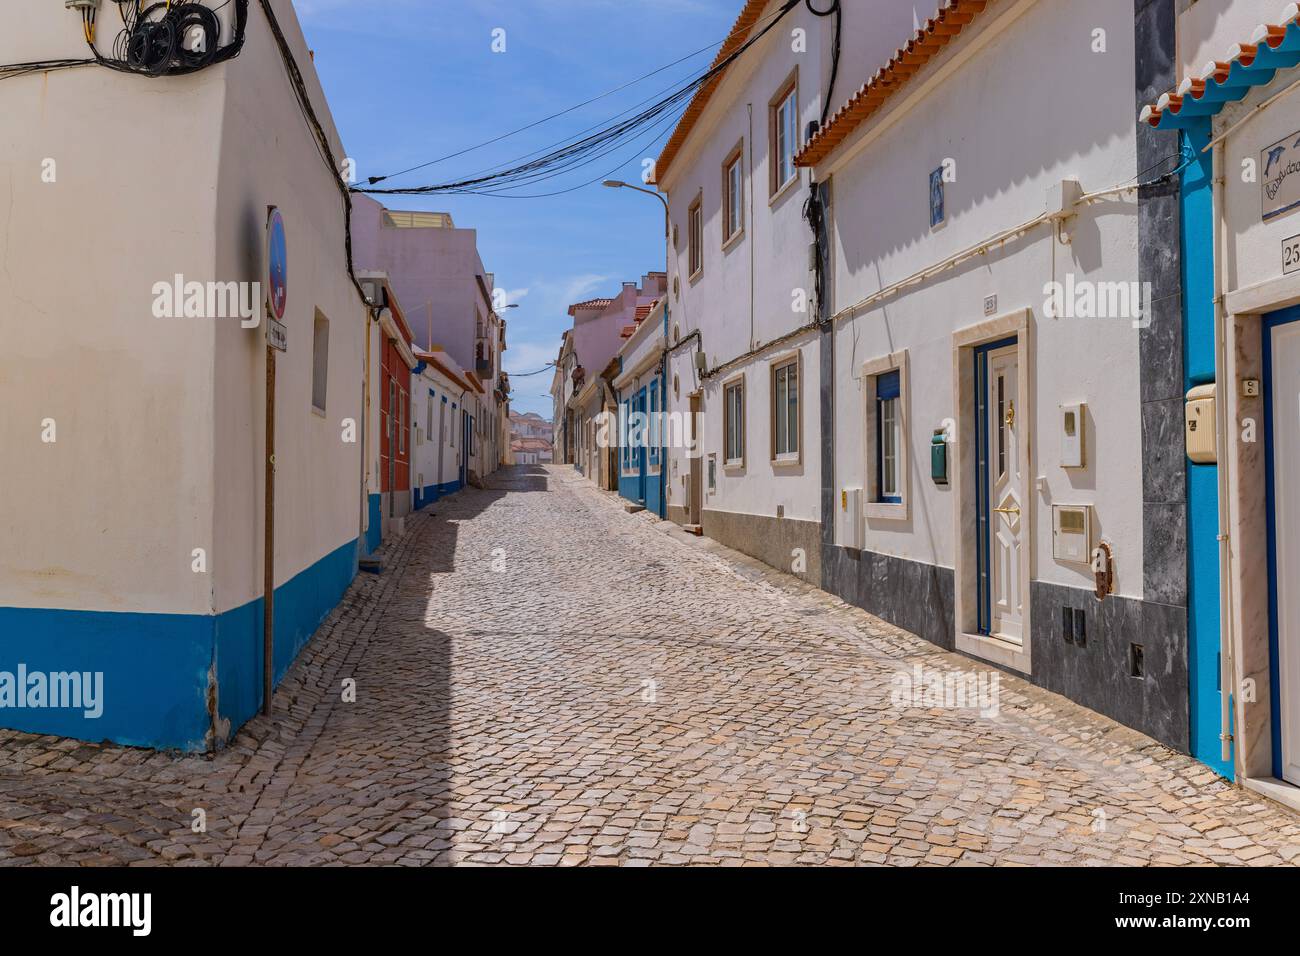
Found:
[0,0,367,749]
[411,348,476,508]
[800,0,1187,754]
[654,0,855,583]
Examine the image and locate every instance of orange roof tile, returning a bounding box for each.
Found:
[652,0,770,186]
[795,0,988,169]
[567,297,614,317]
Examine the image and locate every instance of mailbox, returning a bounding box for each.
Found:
[931,430,948,484]
[1185,384,1217,464]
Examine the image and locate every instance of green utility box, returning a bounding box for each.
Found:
[931,430,948,485]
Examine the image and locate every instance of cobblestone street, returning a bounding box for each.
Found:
[1,464,1298,866]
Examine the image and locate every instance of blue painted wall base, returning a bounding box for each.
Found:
[1182,121,1233,779]
[413,480,462,511]
[0,538,359,752]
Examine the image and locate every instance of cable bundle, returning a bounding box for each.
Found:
[88,0,247,78]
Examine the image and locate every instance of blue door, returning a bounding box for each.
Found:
[460,411,469,487]
[1265,305,1300,783]
[973,336,1018,637]
[636,387,647,503]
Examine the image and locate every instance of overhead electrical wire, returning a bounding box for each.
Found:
[366,33,736,187]
[355,0,807,199]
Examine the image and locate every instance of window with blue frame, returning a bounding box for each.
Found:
[648,380,660,466]
[875,370,901,503]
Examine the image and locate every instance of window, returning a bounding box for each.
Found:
[771,77,799,195]
[399,390,407,454]
[688,194,703,278]
[426,394,434,441]
[875,370,901,503]
[311,311,329,414]
[724,378,744,466]
[723,145,744,243]
[771,358,799,460]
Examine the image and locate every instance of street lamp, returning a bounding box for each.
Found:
[603,180,669,272]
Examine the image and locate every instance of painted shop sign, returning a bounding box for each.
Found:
[1262,131,1300,222]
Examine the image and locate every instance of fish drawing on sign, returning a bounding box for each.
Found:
[1266,144,1287,177]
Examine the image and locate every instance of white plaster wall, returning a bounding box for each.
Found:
[825,0,1144,597]
[211,0,366,614]
[0,3,229,613]
[1219,74,1300,292]
[658,0,844,524]
[411,366,461,490]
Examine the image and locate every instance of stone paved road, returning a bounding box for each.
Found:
[2,464,1299,866]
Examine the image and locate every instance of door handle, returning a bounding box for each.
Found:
[993,506,1021,516]
[1005,400,1015,430]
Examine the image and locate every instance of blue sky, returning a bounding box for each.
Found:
[296,0,740,418]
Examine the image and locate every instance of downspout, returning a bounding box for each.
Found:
[660,297,669,518]
[748,102,756,352]
[1212,138,1237,767]
[359,306,376,556]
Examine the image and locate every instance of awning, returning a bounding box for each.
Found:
[1141,3,1300,130]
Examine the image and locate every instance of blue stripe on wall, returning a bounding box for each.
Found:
[1182,121,1233,779]
[0,537,359,752]
[0,608,216,750]
[214,537,358,741]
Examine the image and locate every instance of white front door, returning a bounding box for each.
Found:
[1271,319,1300,785]
[987,345,1023,642]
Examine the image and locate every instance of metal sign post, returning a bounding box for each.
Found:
[263,341,276,716]
[263,207,288,717]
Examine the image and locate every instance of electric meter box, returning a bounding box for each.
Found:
[1052,505,1092,564]
[840,488,863,550]
[1060,402,1085,468]
[1185,384,1217,464]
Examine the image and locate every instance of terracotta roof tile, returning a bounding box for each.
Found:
[795,0,988,169]
[1141,3,1300,129]
[567,297,614,317]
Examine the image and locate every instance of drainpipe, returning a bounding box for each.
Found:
[660,297,669,518]
[748,102,756,353]
[358,310,369,556]
[1212,139,1237,768]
